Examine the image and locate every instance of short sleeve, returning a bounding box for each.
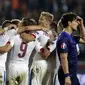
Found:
[57,39,69,53]
[32,31,43,39]
[7,36,15,47]
[48,38,57,52]
[35,40,43,52]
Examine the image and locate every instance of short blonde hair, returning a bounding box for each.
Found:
[39,12,54,24]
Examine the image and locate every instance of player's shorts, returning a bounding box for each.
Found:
[6,61,29,85]
[0,62,6,85]
[29,60,51,85]
[53,69,60,85]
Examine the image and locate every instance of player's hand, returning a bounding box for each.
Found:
[65,76,71,85]
[77,16,84,26]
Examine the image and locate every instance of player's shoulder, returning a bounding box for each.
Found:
[10,34,20,40]
[37,30,44,34]
[57,32,70,42]
[59,32,70,39]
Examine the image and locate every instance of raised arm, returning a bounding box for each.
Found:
[77,16,85,41]
[20,33,36,42]
[0,43,12,53]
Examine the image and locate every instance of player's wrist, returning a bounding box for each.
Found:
[64,73,71,78]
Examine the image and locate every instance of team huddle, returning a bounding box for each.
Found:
[0,11,85,85]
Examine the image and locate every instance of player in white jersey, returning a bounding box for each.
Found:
[49,21,60,85]
[29,12,59,85]
[0,20,19,85]
[6,34,39,85]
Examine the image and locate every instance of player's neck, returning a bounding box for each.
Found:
[63,27,73,34]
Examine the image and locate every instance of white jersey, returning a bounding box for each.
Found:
[7,34,38,64]
[33,30,51,61]
[0,29,17,63]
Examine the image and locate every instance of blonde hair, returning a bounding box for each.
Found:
[39,12,54,24]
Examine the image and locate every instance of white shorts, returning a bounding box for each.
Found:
[30,60,51,85]
[6,61,28,85]
[53,69,60,85]
[0,62,6,85]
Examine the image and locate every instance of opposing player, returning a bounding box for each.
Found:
[56,12,85,85]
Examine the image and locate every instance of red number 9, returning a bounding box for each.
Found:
[18,42,27,58]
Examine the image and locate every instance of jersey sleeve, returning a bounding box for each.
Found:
[7,36,15,47]
[32,31,43,39]
[35,40,43,52]
[48,39,57,52]
[57,39,69,53]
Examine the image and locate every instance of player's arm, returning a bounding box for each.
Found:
[0,28,6,34]
[35,40,50,59]
[58,39,71,85]
[20,33,36,42]
[60,53,71,85]
[79,38,85,43]
[25,25,43,31]
[0,43,12,53]
[0,35,15,53]
[46,38,57,52]
[17,25,43,34]
[77,16,85,41]
[60,53,69,74]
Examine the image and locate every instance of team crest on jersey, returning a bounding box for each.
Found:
[61,43,67,49]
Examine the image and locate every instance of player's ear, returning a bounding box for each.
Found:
[68,21,71,26]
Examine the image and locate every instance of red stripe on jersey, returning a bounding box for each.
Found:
[31,34,36,38]
[40,48,44,52]
[7,41,11,44]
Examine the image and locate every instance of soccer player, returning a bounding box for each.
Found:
[29,12,58,85]
[49,21,60,85]
[0,20,19,85]
[56,12,85,85]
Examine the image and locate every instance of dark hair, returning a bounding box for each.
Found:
[61,12,77,28]
[11,19,21,26]
[2,20,11,28]
[22,17,37,26]
[50,21,57,32]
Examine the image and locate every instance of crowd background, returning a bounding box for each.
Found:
[0,0,85,77]
[1,0,85,24]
